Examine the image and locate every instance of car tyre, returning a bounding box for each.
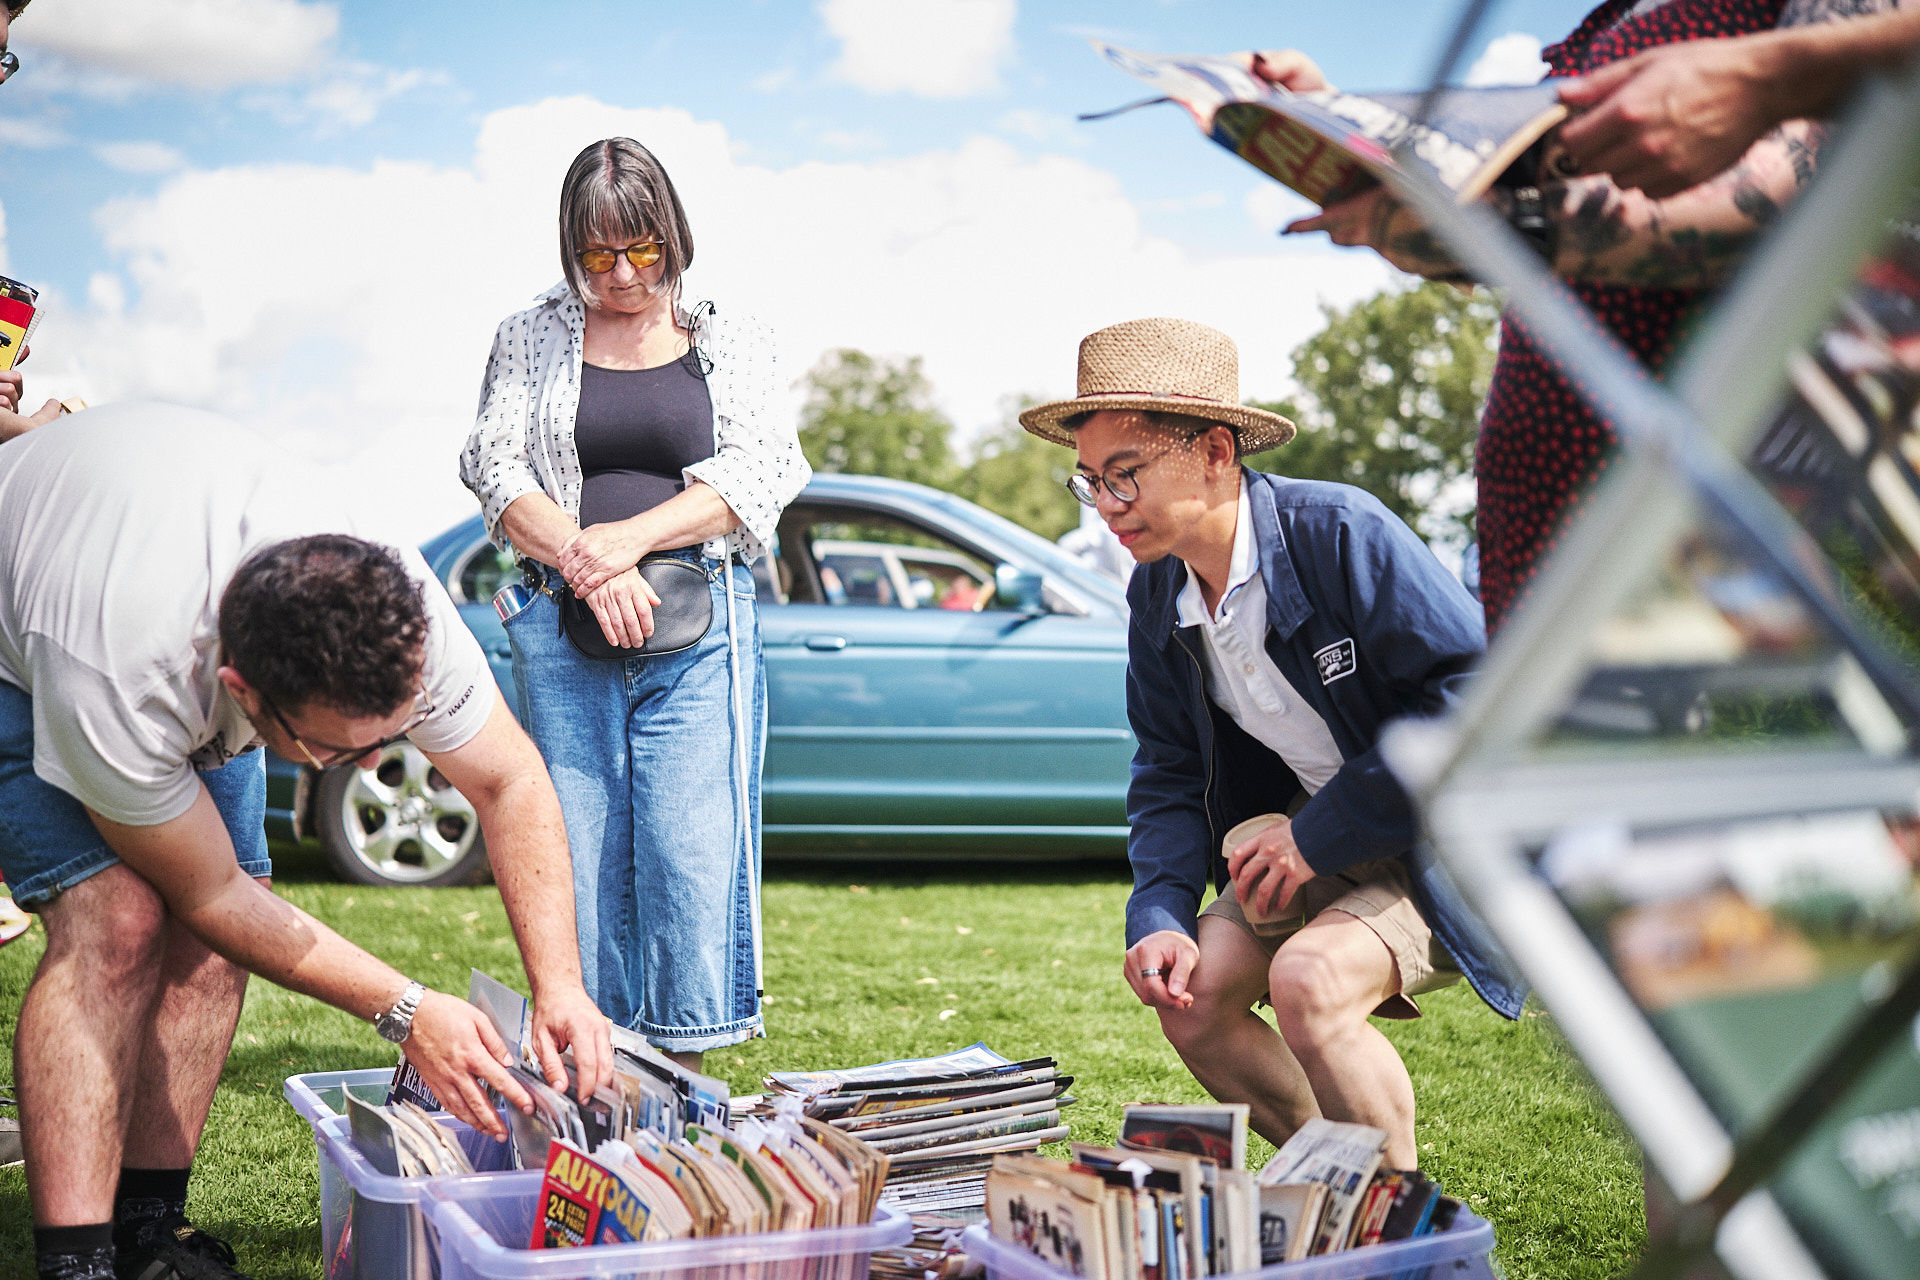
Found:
[314,742,492,887]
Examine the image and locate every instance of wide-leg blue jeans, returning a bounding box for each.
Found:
[502,550,764,1051]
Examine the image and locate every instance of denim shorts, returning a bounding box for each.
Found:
[503,549,766,1052]
[0,679,271,909]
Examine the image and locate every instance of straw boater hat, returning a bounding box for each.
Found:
[1018,317,1294,453]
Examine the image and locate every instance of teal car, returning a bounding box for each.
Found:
[266,474,1136,885]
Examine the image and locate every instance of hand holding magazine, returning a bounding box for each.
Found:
[1085,43,1575,210]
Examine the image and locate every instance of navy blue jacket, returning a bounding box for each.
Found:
[1124,469,1527,1019]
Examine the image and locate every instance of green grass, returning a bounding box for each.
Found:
[0,846,1645,1278]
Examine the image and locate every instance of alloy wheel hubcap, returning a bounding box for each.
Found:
[337,743,478,882]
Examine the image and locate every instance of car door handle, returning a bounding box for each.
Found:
[803,634,849,652]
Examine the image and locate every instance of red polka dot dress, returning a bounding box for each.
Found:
[1474,0,1788,634]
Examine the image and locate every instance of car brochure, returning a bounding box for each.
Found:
[1084,42,1574,210]
[0,276,39,374]
[1120,1103,1248,1171]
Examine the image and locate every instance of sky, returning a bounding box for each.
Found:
[0,0,1595,542]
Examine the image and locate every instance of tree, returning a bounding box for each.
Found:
[953,398,1081,542]
[1247,281,1498,546]
[797,349,957,489]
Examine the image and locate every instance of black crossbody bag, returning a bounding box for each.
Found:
[554,555,714,660]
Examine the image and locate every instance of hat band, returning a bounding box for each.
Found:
[1073,389,1237,406]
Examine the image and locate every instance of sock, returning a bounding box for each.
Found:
[33,1223,115,1280]
[112,1167,191,1250]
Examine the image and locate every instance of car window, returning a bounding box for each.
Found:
[452,542,519,606]
[779,507,1005,610]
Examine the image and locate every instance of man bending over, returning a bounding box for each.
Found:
[0,404,610,1280]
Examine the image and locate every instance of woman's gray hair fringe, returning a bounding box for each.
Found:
[557,137,695,309]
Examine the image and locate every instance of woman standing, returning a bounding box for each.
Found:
[460,137,808,1065]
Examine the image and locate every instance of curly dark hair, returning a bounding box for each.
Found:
[6,1,29,19]
[219,535,428,717]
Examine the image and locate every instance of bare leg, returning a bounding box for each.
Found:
[120,899,254,1169]
[1157,916,1322,1148]
[667,1049,704,1073]
[15,866,168,1225]
[1267,910,1417,1168]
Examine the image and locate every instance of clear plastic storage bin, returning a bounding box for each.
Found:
[284,1068,514,1280]
[426,1170,913,1280]
[960,1210,1495,1280]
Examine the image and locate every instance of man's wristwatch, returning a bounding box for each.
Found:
[375,980,426,1044]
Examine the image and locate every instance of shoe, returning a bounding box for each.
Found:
[114,1212,253,1280]
[0,894,30,947]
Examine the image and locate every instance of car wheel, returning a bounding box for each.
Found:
[314,743,492,887]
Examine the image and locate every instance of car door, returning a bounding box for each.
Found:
[758,498,1131,856]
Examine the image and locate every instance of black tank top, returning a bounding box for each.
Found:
[574,354,715,529]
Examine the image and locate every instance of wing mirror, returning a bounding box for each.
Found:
[995,564,1047,617]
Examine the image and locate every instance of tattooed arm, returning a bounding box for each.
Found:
[1284,117,1825,289]
[1545,116,1825,287]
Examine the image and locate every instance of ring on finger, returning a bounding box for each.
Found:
[1138,967,1165,979]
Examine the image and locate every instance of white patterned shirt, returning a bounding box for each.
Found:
[459,283,810,562]
[1175,481,1345,796]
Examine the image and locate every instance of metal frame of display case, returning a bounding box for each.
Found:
[1374,8,1920,1279]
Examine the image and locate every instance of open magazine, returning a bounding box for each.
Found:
[0,276,39,374]
[1087,43,1573,208]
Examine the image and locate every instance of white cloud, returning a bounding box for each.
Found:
[0,117,70,150]
[91,140,187,174]
[295,64,442,131]
[29,95,1394,544]
[1464,33,1548,87]
[13,0,339,90]
[821,0,1015,99]
[816,128,885,152]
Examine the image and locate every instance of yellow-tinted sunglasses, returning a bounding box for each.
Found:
[578,242,663,274]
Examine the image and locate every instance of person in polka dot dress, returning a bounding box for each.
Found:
[1253,0,1889,634]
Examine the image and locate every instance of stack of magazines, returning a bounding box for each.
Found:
[762,1045,1074,1217]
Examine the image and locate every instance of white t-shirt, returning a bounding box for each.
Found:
[0,403,496,826]
[1175,481,1345,795]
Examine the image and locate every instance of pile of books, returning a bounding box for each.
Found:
[529,1110,887,1247]
[986,1107,1463,1278]
[761,1044,1074,1217]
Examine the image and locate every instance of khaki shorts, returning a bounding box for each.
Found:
[1201,814,1460,1020]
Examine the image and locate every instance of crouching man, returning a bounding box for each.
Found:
[0,404,611,1280]
[1019,319,1526,1170]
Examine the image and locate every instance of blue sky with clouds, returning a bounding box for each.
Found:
[1,0,1594,537]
